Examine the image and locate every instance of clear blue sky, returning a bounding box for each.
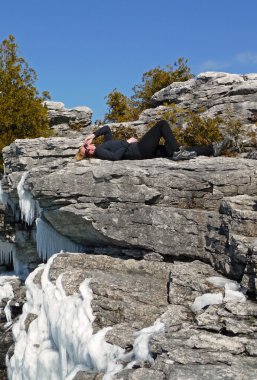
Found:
[1,0,257,121]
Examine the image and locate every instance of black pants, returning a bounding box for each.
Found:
[138,120,214,158]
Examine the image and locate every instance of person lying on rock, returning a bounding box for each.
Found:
[75,120,229,161]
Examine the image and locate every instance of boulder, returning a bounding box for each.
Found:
[44,101,93,137]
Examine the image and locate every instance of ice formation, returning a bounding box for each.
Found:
[224,284,246,303]
[191,276,247,312]
[0,181,7,205]
[7,253,163,380]
[0,280,14,302]
[36,217,85,260]
[4,299,12,326]
[133,319,164,363]
[191,293,223,312]
[207,276,240,290]
[0,241,16,266]
[0,275,16,327]
[17,172,36,225]
[208,276,246,303]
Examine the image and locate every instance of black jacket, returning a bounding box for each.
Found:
[94,126,142,161]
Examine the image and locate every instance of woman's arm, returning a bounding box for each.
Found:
[84,125,113,144]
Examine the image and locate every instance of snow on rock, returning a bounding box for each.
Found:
[191,276,246,312]
[224,285,247,303]
[191,293,223,313]
[7,253,163,380]
[207,276,240,290]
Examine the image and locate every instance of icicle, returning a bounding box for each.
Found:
[0,241,16,266]
[12,251,31,280]
[17,172,36,225]
[36,218,84,260]
[0,181,8,206]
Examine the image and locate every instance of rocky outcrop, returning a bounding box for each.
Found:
[1,72,257,379]
[44,101,93,137]
[139,72,257,132]
[1,136,257,294]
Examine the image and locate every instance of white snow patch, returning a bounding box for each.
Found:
[191,276,247,312]
[17,172,36,225]
[224,284,246,303]
[7,253,164,380]
[207,276,240,291]
[36,217,84,260]
[191,293,223,312]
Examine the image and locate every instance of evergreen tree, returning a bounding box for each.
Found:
[0,35,52,167]
[104,58,193,122]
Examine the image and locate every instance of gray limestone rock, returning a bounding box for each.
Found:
[44,101,93,137]
[151,72,257,127]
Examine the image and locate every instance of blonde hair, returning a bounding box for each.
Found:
[75,146,85,161]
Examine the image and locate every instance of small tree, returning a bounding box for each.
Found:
[105,89,138,123]
[132,57,193,112]
[104,58,193,123]
[0,35,52,168]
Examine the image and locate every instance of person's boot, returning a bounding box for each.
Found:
[212,137,232,156]
[171,147,197,161]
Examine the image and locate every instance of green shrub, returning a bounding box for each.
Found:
[158,104,223,146]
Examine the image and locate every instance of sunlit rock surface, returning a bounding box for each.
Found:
[149,72,257,126]
[44,101,93,137]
